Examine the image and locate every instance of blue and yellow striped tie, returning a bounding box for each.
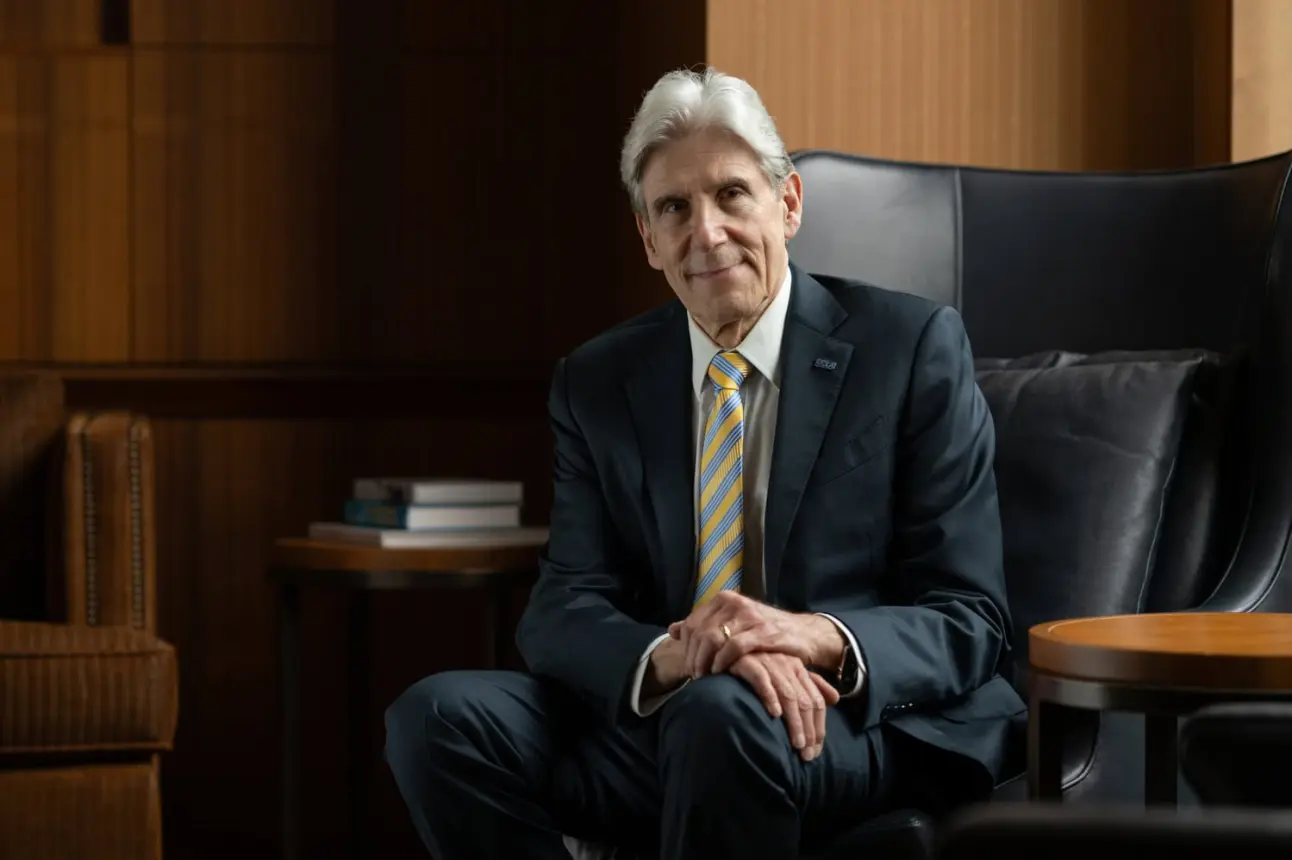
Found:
[694,350,750,608]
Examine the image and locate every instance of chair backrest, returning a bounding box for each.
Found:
[788,149,1292,658]
[0,373,66,621]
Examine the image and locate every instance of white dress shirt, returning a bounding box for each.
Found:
[629,268,867,716]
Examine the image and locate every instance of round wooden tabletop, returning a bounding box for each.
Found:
[269,537,545,575]
[1030,612,1292,691]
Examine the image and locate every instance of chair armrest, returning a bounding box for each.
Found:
[1179,702,1292,806]
[0,619,177,755]
[53,413,157,632]
[937,803,1292,859]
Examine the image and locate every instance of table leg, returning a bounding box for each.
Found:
[348,591,376,860]
[1144,713,1179,805]
[488,587,512,670]
[1027,696,1064,800]
[279,581,302,860]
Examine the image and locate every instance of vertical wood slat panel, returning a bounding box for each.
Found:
[706,0,1230,172]
[1232,0,1292,161]
[0,0,101,46]
[51,57,132,360]
[0,55,130,361]
[1191,0,1232,165]
[131,50,338,362]
[131,0,334,46]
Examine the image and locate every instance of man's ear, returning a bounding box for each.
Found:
[781,171,804,240]
[635,212,664,271]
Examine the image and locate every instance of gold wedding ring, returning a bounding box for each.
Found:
[721,623,732,641]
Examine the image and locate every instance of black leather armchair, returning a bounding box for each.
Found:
[609,149,1292,860]
[787,147,1292,813]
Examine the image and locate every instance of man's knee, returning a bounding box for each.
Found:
[659,674,792,780]
[384,669,485,765]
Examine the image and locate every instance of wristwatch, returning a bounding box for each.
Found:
[811,641,860,692]
[833,641,860,692]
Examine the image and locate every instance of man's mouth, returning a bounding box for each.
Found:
[689,263,740,279]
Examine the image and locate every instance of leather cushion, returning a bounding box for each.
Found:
[977,349,1239,612]
[0,620,178,755]
[975,353,1208,682]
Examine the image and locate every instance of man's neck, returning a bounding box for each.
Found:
[699,295,774,349]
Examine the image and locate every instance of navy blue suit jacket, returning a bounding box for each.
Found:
[517,264,1026,793]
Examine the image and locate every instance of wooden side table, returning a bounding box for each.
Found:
[1027,612,1292,804]
[269,537,543,860]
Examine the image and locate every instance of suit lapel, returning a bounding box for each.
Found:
[764,267,853,603]
[623,307,696,617]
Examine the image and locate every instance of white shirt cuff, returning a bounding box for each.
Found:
[815,613,867,697]
[630,632,690,716]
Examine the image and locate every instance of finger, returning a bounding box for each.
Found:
[711,627,764,674]
[810,671,842,707]
[731,656,781,718]
[809,673,838,760]
[679,606,723,673]
[687,625,723,679]
[668,621,683,639]
[796,664,823,757]
[685,598,720,633]
[772,667,806,751]
[809,675,827,762]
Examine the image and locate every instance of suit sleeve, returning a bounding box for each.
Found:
[830,306,1013,727]
[515,358,668,725]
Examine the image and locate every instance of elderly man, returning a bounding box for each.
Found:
[385,67,1025,859]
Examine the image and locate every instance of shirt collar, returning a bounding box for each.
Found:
[687,266,793,398]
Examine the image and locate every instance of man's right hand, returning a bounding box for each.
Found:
[729,651,839,762]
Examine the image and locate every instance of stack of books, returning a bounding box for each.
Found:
[308,478,549,548]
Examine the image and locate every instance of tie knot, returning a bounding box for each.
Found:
[708,351,750,391]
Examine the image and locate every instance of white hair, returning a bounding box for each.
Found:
[620,67,793,216]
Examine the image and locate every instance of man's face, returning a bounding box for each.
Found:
[635,128,803,337]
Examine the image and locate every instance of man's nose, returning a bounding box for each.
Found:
[690,201,727,250]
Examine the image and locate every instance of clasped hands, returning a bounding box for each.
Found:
[651,591,846,762]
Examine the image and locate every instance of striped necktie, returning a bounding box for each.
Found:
[694,350,751,608]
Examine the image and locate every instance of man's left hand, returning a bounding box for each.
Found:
[668,591,846,680]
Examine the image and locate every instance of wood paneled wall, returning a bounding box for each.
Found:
[1232,0,1292,161]
[0,1,683,858]
[0,1,1246,858]
[708,0,1232,170]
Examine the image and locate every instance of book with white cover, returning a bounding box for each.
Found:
[353,478,524,506]
[309,522,549,549]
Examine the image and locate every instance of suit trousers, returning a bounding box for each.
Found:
[384,668,908,859]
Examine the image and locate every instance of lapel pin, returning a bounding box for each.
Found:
[813,358,838,371]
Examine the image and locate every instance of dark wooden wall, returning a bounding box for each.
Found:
[0,1,1233,858]
[0,1,701,857]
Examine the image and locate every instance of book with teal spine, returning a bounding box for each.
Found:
[344,499,521,531]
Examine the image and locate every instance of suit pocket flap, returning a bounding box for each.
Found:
[811,414,889,485]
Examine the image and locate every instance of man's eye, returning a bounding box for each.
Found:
[721,186,745,200]
[662,201,683,214]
